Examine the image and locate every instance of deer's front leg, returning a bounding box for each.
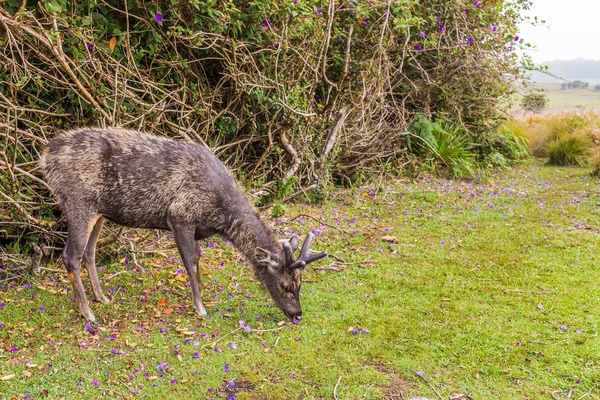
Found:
[171,222,207,318]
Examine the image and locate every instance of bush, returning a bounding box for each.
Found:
[0,0,533,252]
[521,93,549,113]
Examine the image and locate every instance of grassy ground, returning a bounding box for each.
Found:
[512,83,600,114]
[1,161,600,399]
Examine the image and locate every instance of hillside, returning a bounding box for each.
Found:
[528,59,600,84]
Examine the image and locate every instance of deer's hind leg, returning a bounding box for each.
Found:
[83,216,109,304]
[63,210,100,322]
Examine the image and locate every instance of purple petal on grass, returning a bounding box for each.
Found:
[230,342,238,350]
[223,364,230,372]
[155,13,163,23]
[92,380,100,387]
[536,304,544,310]
[243,325,251,333]
[414,44,422,51]
[192,352,199,359]
[0,322,4,329]
[415,371,425,378]
[226,380,235,387]
[419,31,426,38]
[560,325,568,331]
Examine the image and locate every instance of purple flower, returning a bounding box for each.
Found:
[316,7,323,15]
[223,364,230,372]
[438,24,445,33]
[492,26,497,32]
[238,320,245,327]
[416,371,425,378]
[9,346,18,353]
[514,35,519,42]
[414,44,422,51]
[155,13,163,23]
[226,380,235,387]
[351,328,359,335]
[92,380,100,387]
[171,379,177,384]
[419,31,426,38]
[112,349,120,354]
[192,352,199,359]
[467,36,474,44]
[516,341,521,346]
[560,325,568,331]
[230,342,238,350]
[362,18,369,25]
[0,322,4,329]
[262,18,271,28]
[473,1,482,6]
[87,44,93,51]
[243,325,251,333]
[363,328,370,334]
[536,304,544,310]
[157,361,168,371]
[245,293,252,298]
[23,393,31,400]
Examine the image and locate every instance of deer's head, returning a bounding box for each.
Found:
[255,233,326,321]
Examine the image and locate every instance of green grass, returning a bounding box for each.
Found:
[513,83,600,113]
[2,161,600,399]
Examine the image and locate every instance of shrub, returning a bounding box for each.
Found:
[0,0,534,251]
[521,93,549,113]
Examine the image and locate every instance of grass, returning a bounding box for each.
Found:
[2,161,600,399]
[512,83,600,113]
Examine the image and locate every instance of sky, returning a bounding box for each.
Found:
[518,0,600,63]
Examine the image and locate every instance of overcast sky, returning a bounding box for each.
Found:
[518,0,600,63]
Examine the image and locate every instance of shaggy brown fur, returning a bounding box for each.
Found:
[41,128,325,322]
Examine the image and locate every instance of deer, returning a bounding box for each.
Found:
[40,128,326,323]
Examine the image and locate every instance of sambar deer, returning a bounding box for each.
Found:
[41,128,326,323]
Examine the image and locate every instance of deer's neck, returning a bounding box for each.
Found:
[224,208,280,267]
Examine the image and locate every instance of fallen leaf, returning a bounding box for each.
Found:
[1,374,15,381]
[109,36,117,51]
[381,235,399,243]
[157,299,167,307]
[22,370,32,378]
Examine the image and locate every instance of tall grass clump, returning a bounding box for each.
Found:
[494,119,530,161]
[519,112,599,166]
[590,153,600,177]
[546,134,591,166]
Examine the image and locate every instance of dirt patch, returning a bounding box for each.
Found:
[219,379,255,399]
[382,374,413,400]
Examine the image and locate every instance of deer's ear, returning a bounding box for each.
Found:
[255,247,280,274]
[289,236,299,253]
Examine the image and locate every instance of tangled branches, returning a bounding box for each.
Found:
[0,0,529,253]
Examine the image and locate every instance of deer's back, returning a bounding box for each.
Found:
[42,128,241,229]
